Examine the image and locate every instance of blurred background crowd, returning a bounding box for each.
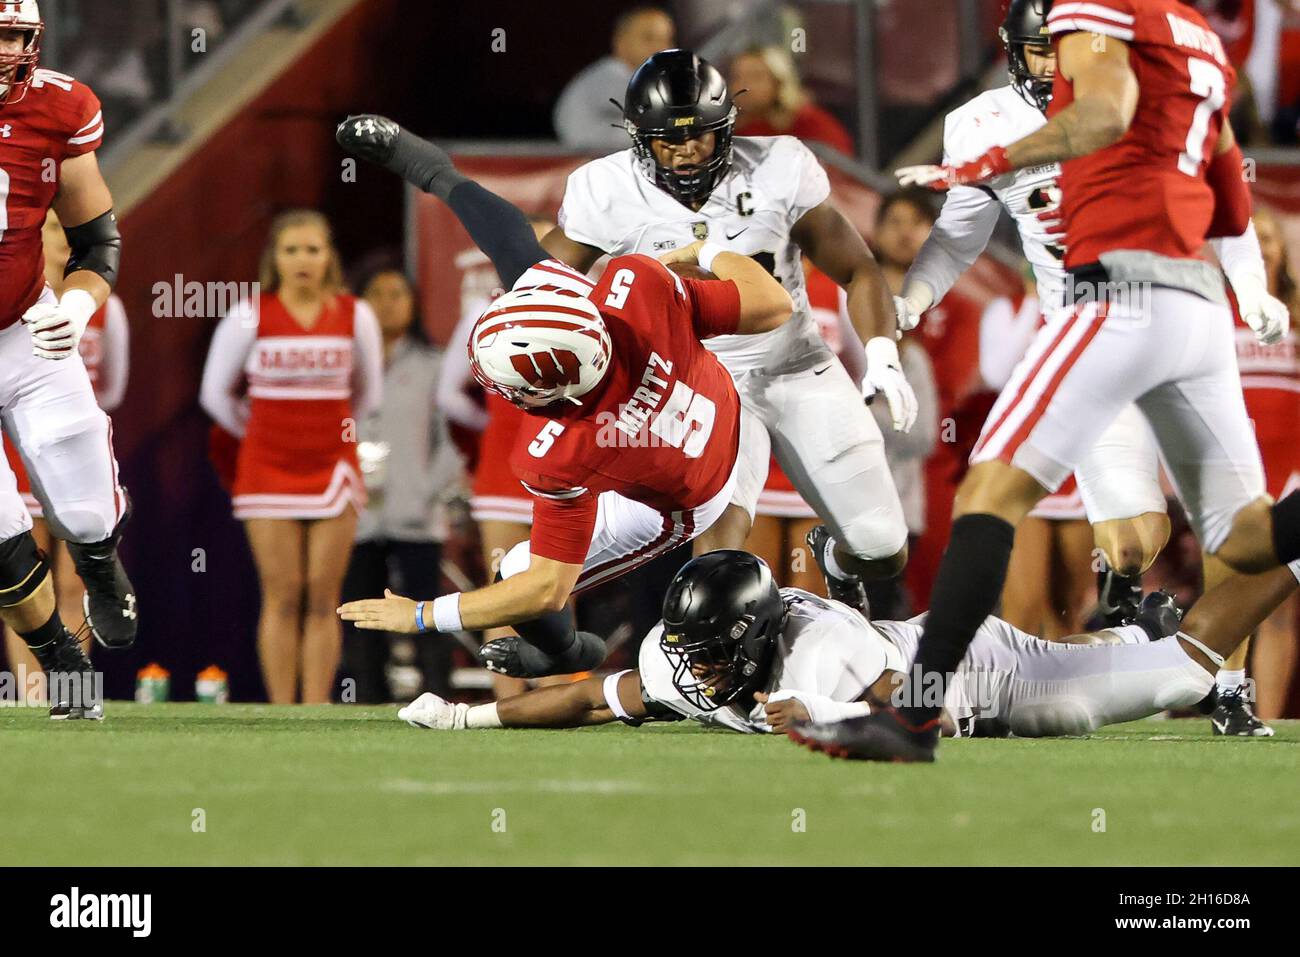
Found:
[3,0,1297,719]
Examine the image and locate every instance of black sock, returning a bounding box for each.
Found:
[1271,491,1300,565]
[902,513,1016,724]
[513,607,577,658]
[446,182,548,288]
[387,129,467,199]
[19,608,65,651]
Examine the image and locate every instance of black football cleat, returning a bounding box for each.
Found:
[30,629,102,721]
[806,525,870,617]
[479,630,606,679]
[68,493,138,650]
[1128,591,1183,642]
[1096,565,1142,628]
[336,114,401,165]
[1211,687,1274,737]
[788,708,940,763]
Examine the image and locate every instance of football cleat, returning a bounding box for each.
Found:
[30,629,102,721]
[336,114,400,166]
[1128,590,1183,642]
[1096,565,1143,628]
[479,630,606,679]
[788,708,939,763]
[806,525,870,617]
[1211,687,1274,737]
[68,492,138,650]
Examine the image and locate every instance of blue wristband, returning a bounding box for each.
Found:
[415,601,428,632]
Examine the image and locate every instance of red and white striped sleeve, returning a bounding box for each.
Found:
[65,82,105,156]
[512,258,598,296]
[1046,1,1137,43]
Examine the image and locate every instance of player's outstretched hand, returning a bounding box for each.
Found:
[896,146,1012,191]
[336,114,401,166]
[337,588,419,633]
[754,691,810,735]
[862,336,918,433]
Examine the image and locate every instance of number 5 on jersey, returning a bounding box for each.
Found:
[528,420,565,457]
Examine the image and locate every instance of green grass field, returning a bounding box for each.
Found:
[1,704,1296,866]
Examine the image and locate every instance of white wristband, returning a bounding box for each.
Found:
[697,242,727,274]
[431,593,463,633]
[769,689,872,725]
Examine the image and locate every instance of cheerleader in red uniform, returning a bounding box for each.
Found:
[200,210,382,703]
[1231,207,1299,720]
[3,212,130,688]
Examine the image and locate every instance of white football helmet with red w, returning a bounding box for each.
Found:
[469,286,612,408]
[0,0,42,106]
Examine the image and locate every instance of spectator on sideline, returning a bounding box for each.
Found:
[2,211,130,696]
[553,6,675,151]
[339,268,463,703]
[200,210,382,704]
[729,46,855,156]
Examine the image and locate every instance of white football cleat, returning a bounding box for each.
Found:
[398,692,458,730]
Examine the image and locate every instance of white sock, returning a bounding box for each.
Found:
[822,537,855,581]
[1104,624,1150,645]
[1215,668,1245,692]
[464,702,502,729]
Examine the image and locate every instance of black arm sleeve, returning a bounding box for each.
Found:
[64,210,121,289]
[387,131,546,288]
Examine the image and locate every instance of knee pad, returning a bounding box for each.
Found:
[835,508,909,563]
[0,532,50,608]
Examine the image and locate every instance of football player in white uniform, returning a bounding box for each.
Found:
[540,50,912,611]
[397,550,1300,738]
[894,0,1286,734]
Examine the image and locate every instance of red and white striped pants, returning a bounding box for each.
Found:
[971,288,1265,552]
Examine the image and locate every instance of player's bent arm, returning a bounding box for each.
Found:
[791,200,894,342]
[719,253,792,333]
[540,226,605,274]
[496,671,648,728]
[52,152,117,308]
[672,245,791,333]
[1004,33,1138,171]
[458,554,581,627]
[903,185,1003,317]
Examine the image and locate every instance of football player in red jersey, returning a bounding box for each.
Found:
[0,0,135,719]
[791,0,1300,761]
[335,115,793,678]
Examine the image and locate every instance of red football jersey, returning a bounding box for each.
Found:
[509,255,742,564]
[0,69,104,329]
[1047,0,1237,267]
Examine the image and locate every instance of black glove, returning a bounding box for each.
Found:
[336,114,401,166]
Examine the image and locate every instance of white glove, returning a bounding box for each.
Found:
[1231,272,1290,346]
[22,288,98,360]
[895,164,949,189]
[893,282,934,332]
[862,336,918,433]
[398,692,466,730]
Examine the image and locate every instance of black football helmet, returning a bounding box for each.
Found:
[1000,0,1054,112]
[622,49,737,206]
[659,550,785,712]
